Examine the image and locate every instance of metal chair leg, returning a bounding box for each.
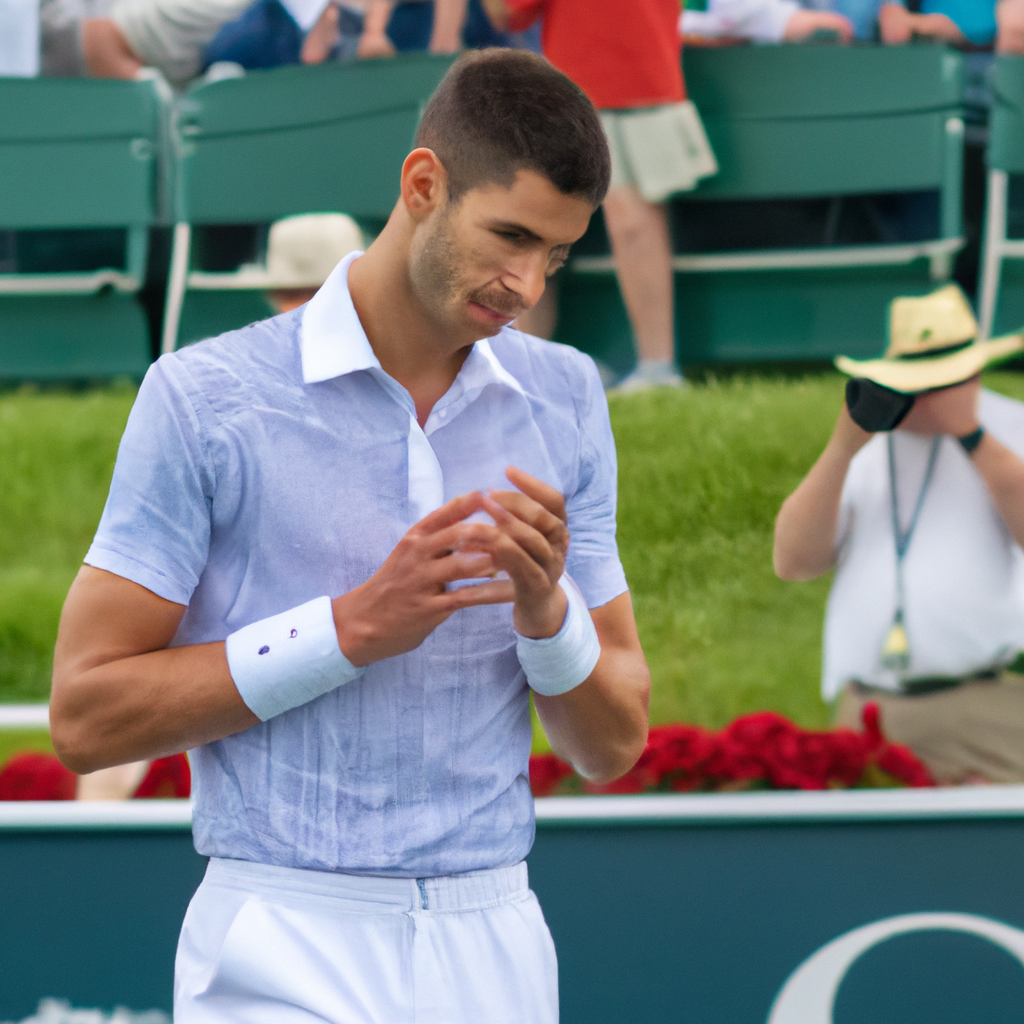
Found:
[161,222,192,355]
[979,169,1009,342]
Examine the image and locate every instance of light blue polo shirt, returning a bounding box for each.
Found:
[85,252,628,877]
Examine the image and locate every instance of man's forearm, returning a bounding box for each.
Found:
[971,432,1024,549]
[52,640,257,774]
[774,407,869,581]
[533,593,650,783]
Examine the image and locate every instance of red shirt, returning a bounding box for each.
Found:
[505,0,685,111]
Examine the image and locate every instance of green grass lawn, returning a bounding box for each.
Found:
[3,371,1024,757]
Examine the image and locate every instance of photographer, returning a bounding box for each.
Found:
[774,285,1024,784]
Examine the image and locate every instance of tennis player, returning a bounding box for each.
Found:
[50,49,650,1023]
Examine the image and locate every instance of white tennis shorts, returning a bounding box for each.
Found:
[174,857,559,1024]
[601,100,719,203]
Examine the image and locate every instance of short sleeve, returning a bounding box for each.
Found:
[84,357,215,606]
[564,356,629,609]
[505,0,546,33]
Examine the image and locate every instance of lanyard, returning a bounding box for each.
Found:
[888,434,941,576]
[882,434,941,671]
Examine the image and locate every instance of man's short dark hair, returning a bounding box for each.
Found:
[414,49,611,208]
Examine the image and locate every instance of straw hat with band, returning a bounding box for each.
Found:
[231,213,364,290]
[836,284,1024,436]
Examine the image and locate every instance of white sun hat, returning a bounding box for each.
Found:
[233,213,364,290]
[835,284,1024,393]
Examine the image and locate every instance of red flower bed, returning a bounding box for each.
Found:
[0,752,192,801]
[529,703,933,797]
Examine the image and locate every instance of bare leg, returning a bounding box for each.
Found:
[82,18,143,79]
[429,0,469,51]
[602,185,682,389]
[301,3,341,64]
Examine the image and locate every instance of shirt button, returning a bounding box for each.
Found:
[439,409,447,419]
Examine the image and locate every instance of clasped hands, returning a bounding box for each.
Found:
[332,466,570,667]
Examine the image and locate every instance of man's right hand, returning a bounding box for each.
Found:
[332,491,515,666]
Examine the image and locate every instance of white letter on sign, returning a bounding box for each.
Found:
[768,912,1024,1024]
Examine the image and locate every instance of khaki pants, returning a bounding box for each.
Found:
[835,674,1024,784]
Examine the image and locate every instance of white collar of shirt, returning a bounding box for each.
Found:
[300,251,527,520]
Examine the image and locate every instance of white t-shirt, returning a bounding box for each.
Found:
[822,388,1024,699]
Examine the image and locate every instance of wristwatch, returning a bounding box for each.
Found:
[957,426,985,454]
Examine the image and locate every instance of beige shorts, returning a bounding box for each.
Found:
[600,100,718,204]
[835,673,1024,785]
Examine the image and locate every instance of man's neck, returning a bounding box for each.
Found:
[347,229,474,427]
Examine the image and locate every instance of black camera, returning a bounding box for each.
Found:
[844,377,916,432]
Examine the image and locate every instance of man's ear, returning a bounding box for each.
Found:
[400,148,447,222]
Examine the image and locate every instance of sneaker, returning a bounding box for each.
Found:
[607,361,686,395]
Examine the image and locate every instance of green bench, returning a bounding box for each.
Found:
[979,55,1024,339]
[161,55,455,352]
[558,43,966,372]
[0,76,166,380]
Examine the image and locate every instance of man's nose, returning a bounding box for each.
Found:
[512,256,549,309]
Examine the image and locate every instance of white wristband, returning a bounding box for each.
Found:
[225,596,363,721]
[516,574,601,697]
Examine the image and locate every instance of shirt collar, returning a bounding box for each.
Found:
[299,250,527,412]
[300,251,380,384]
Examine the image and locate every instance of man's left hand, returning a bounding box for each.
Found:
[481,467,570,639]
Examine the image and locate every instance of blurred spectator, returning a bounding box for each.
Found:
[378,0,466,51]
[484,0,718,391]
[202,0,360,69]
[878,0,996,47]
[681,0,858,43]
[82,0,262,83]
[79,0,468,84]
[0,0,41,76]
[461,0,540,47]
[232,212,365,313]
[40,0,111,77]
[774,286,1024,785]
[0,750,190,800]
[205,0,470,72]
[999,0,1024,50]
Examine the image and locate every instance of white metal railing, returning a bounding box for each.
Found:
[0,704,49,728]
[534,785,1024,824]
[0,271,139,295]
[571,237,964,276]
[2,785,1024,830]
